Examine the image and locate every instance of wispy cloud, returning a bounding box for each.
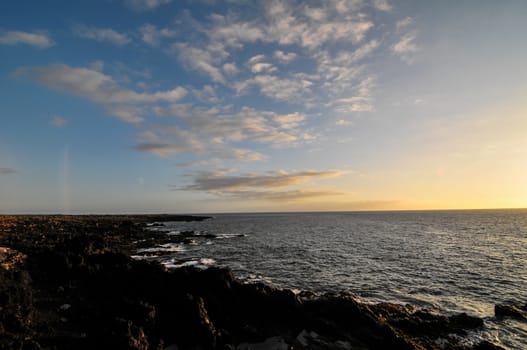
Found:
[133,128,205,157]
[0,31,54,48]
[0,168,16,175]
[175,43,227,83]
[139,23,176,46]
[396,17,413,31]
[391,31,419,64]
[222,62,238,75]
[246,55,277,74]
[74,25,131,46]
[177,169,346,191]
[172,169,348,202]
[51,116,66,127]
[15,64,187,123]
[133,126,266,161]
[145,105,309,161]
[336,119,353,126]
[236,74,313,102]
[221,189,345,201]
[274,50,297,63]
[372,0,392,12]
[124,0,171,11]
[207,1,373,50]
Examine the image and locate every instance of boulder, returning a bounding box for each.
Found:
[495,303,527,321]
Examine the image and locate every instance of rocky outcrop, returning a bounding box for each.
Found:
[0,215,505,350]
[495,303,527,321]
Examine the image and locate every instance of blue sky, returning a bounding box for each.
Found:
[1,0,526,213]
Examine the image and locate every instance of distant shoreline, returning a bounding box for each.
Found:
[1,207,526,216]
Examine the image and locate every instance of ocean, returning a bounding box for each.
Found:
[136,209,527,349]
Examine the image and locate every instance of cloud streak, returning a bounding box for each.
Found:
[0,31,54,48]
[207,1,373,50]
[133,127,265,161]
[0,168,16,175]
[15,64,187,123]
[173,169,348,202]
[178,170,346,191]
[74,25,131,46]
[221,189,345,201]
[392,31,419,64]
[139,24,176,46]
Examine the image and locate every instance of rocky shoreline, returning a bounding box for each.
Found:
[0,215,518,349]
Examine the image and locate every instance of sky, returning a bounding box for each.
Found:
[1,0,526,214]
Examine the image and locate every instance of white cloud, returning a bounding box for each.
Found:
[74,25,131,46]
[145,102,313,164]
[192,85,219,103]
[261,1,373,48]
[205,1,373,51]
[107,106,145,123]
[330,0,364,14]
[304,6,328,21]
[250,63,276,74]
[316,40,379,84]
[139,23,176,46]
[372,0,392,11]
[247,54,266,64]
[15,64,187,123]
[315,41,378,112]
[134,126,265,161]
[236,75,313,102]
[175,43,226,83]
[0,31,54,48]
[207,14,266,47]
[124,0,171,11]
[274,50,297,63]
[337,77,376,112]
[222,62,238,75]
[336,119,353,126]
[396,17,413,31]
[172,105,305,145]
[245,55,276,73]
[391,31,419,64]
[51,116,66,127]
[273,113,305,129]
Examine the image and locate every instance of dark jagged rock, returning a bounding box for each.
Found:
[495,303,527,321]
[0,215,501,350]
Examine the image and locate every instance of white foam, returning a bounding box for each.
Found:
[216,233,247,239]
[136,244,186,254]
[162,258,217,269]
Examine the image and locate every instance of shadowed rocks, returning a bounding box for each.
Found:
[495,303,527,321]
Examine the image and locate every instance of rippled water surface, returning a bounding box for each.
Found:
[141,210,527,349]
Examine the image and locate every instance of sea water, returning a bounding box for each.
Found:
[139,210,527,349]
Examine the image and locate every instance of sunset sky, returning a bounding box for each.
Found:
[1,0,526,213]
